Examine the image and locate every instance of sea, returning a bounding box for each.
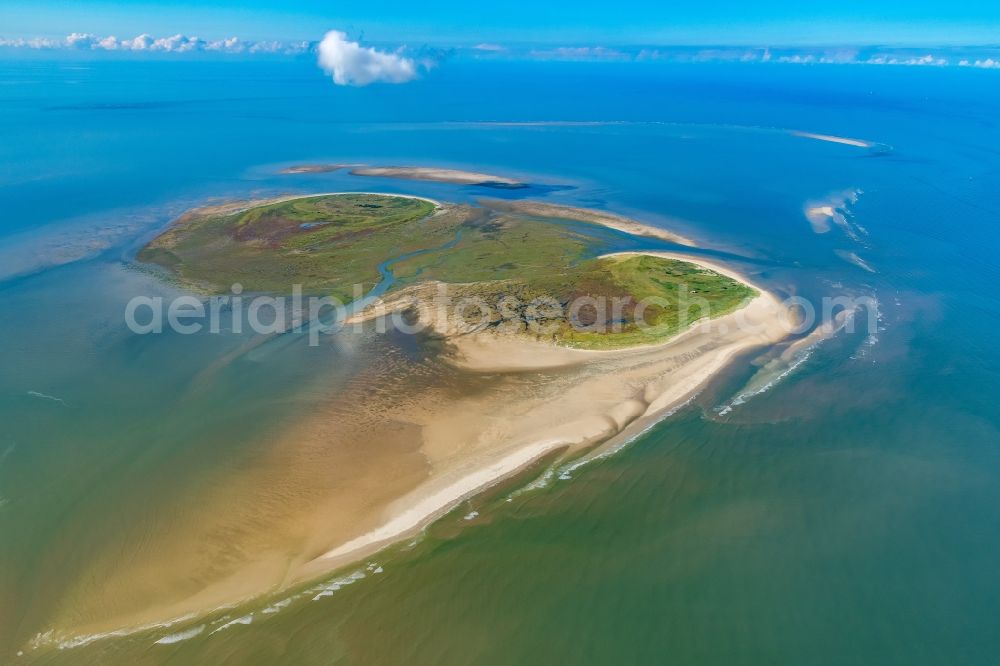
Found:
[2,54,1000,664]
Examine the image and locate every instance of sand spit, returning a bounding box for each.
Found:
[278,163,528,186]
[309,252,792,571]
[790,131,874,148]
[278,164,360,174]
[350,166,527,187]
[480,198,696,246]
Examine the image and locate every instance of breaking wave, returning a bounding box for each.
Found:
[715,304,862,416]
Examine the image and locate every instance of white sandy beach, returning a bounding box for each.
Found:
[790,130,874,148]
[306,251,793,573]
[350,166,525,185]
[278,163,527,185]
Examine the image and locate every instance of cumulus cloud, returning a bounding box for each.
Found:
[0,32,308,54]
[65,32,99,49]
[3,32,1000,75]
[316,30,419,86]
[959,58,1000,69]
[528,46,628,60]
[864,53,947,66]
[0,36,62,48]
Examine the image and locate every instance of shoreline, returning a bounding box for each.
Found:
[34,209,789,651]
[306,251,791,573]
[194,191,444,217]
[351,166,526,186]
[279,164,528,187]
[790,130,874,148]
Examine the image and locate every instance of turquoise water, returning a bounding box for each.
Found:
[2,57,1000,662]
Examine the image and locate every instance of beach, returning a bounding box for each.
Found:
[307,252,791,572]
[350,166,526,186]
[36,248,791,646]
[278,164,528,186]
[789,130,875,148]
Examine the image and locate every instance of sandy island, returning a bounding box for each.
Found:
[34,199,792,650]
[351,166,527,187]
[280,163,529,187]
[303,251,792,573]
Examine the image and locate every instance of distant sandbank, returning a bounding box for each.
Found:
[280,163,529,188]
[790,130,874,148]
[278,164,361,174]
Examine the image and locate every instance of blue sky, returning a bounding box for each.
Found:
[3,0,1000,45]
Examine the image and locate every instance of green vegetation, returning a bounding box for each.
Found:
[139,193,756,349]
[403,253,755,349]
[138,194,439,302]
[557,254,756,348]
[389,213,755,348]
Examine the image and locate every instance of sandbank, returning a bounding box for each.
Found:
[278,164,528,186]
[790,130,874,148]
[307,251,791,571]
[350,166,526,186]
[278,164,359,174]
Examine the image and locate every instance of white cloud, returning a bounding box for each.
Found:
[777,54,817,64]
[126,34,154,50]
[2,33,999,75]
[316,30,418,86]
[864,53,947,66]
[152,34,203,52]
[205,36,242,52]
[0,36,61,48]
[65,32,99,49]
[528,46,628,60]
[960,58,1000,69]
[0,32,308,54]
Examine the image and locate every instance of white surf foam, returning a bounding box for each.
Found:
[209,613,253,635]
[553,396,698,481]
[31,611,201,651]
[309,570,366,602]
[715,306,860,415]
[261,598,294,615]
[154,624,205,645]
[26,391,66,405]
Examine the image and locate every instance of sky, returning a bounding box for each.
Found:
[2,0,1000,46]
